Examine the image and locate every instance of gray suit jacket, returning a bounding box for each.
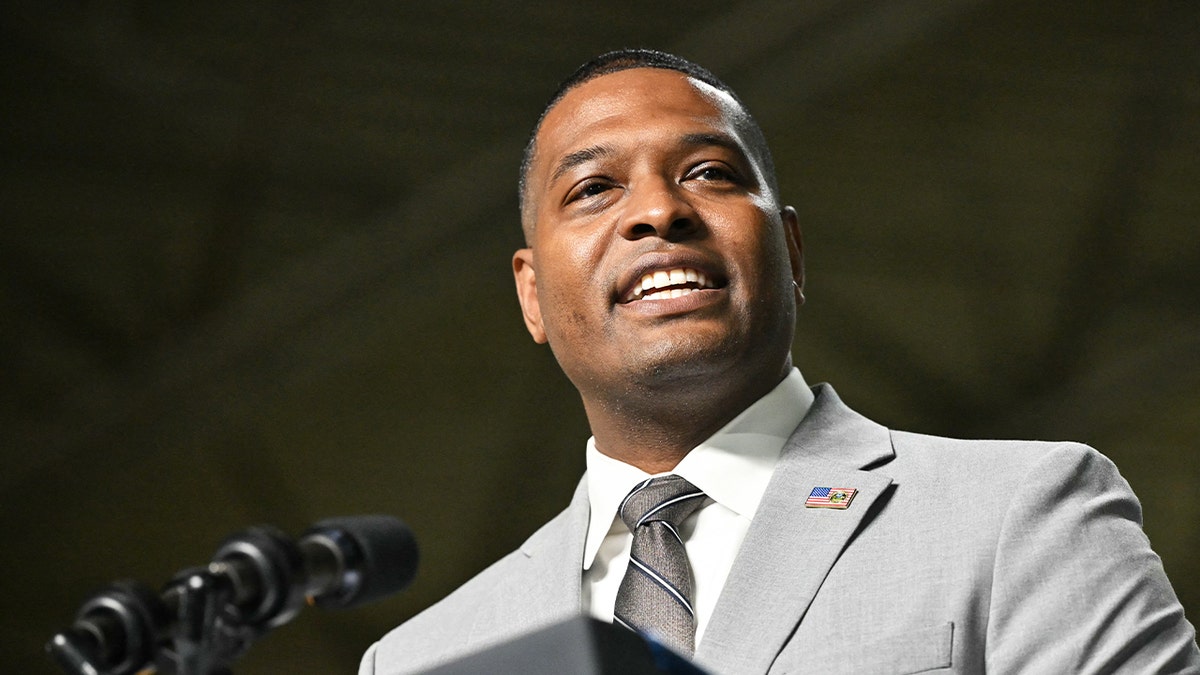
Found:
[361,385,1199,674]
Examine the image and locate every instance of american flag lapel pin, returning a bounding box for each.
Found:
[805,486,857,509]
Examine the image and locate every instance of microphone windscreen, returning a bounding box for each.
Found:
[306,515,419,609]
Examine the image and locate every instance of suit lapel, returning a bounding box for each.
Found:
[696,385,896,675]
[465,478,590,648]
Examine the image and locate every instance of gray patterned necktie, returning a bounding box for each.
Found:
[613,474,707,656]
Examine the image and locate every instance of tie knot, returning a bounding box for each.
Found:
[619,474,706,532]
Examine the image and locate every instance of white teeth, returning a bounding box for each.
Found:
[630,267,715,301]
[643,288,696,301]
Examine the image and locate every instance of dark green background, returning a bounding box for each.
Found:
[4,1,1197,672]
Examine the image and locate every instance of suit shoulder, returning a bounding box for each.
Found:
[890,429,1093,455]
[889,431,1110,476]
[365,548,527,673]
[883,433,1134,517]
[363,488,588,674]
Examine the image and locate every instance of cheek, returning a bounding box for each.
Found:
[721,217,793,293]
[540,226,612,288]
[535,238,609,332]
[715,210,782,260]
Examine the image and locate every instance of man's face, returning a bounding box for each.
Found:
[513,68,803,403]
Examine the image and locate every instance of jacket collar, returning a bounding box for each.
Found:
[696,383,896,674]
[469,384,897,673]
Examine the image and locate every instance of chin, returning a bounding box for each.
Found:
[626,335,750,387]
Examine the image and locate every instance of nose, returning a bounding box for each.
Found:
[617,177,701,241]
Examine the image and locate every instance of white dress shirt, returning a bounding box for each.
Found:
[581,368,814,645]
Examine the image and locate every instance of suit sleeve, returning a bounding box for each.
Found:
[985,443,1199,672]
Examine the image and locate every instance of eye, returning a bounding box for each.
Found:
[685,162,739,183]
[566,178,614,203]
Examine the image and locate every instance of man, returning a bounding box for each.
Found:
[361,50,1198,674]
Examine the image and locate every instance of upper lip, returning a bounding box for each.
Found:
[615,250,727,304]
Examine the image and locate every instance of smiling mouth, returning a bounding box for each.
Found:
[621,267,719,303]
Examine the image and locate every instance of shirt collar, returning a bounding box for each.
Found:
[582,368,813,570]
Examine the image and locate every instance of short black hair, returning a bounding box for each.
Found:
[518,49,780,236]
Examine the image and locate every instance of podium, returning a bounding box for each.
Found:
[422,616,710,674]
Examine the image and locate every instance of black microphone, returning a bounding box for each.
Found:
[209,514,419,628]
[299,514,420,609]
[47,515,418,675]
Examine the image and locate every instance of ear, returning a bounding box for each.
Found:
[512,248,548,344]
[781,206,805,306]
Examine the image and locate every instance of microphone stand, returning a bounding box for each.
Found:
[47,515,418,675]
[157,566,242,675]
[46,569,245,675]
[48,527,304,675]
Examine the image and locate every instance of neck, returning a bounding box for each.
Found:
[583,365,790,474]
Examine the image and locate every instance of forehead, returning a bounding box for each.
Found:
[532,68,746,176]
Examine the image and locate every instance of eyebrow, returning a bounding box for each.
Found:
[547,132,750,184]
[679,132,748,160]
[550,145,613,183]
